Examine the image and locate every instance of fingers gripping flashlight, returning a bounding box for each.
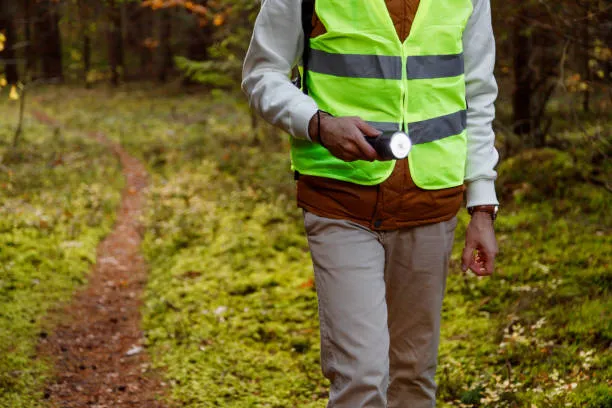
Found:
[365,131,412,160]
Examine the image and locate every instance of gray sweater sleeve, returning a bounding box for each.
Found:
[463,0,500,207]
[241,0,318,141]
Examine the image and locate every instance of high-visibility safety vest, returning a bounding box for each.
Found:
[290,0,473,189]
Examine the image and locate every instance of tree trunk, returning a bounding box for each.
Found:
[157,9,173,82]
[77,0,92,87]
[512,26,533,138]
[581,5,591,113]
[23,0,35,79]
[108,0,124,86]
[0,0,19,84]
[35,0,63,81]
[606,3,612,83]
[83,34,91,87]
[120,3,129,79]
[138,10,153,78]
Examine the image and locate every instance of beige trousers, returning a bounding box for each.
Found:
[303,211,457,408]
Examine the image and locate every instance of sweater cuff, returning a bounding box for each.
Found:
[465,179,499,208]
[290,100,319,141]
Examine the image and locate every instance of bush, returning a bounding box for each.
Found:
[497,148,581,202]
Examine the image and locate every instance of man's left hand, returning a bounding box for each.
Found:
[461,212,498,276]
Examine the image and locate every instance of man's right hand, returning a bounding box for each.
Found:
[309,112,380,162]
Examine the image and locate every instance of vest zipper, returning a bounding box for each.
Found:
[400,46,408,133]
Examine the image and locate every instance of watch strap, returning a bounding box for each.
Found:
[468,205,498,221]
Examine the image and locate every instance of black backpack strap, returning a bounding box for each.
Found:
[301,0,315,94]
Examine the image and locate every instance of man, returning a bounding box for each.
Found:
[242,0,499,406]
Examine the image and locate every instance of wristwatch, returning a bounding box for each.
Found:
[467,205,499,221]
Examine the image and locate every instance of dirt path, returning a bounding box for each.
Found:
[32,110,169,408]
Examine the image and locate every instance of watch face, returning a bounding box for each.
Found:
[390,132,411,159]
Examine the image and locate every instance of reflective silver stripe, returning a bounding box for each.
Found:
[406,53,464,79]
[366,110,466,144]
[365,121,401,132]
[408,110,467,144]
[309,49,402,79]
[309,50,464,80]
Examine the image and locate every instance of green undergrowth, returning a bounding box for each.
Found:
[0,101,122,407]
[29,86,612,407]
[141,161,325,407]
[37,86,326,406]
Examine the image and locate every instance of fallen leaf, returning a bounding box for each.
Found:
[213,14,224,26]
[125,346,143,356]
[9,85,19,100]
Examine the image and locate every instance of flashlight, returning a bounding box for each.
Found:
[365,131,412,160]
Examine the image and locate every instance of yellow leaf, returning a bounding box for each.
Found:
[213,14,224,26]
[0,77,6,88]
[0,43,4,52]
[9,85,19,100]
[191,4,207,15]
[0,32,6,43]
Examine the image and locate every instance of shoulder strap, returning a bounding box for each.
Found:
[300,0,315,94]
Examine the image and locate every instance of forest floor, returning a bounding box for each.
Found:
[31,111,169,408]
[0,85,610,408]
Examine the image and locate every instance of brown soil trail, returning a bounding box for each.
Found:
[32,110,169,408]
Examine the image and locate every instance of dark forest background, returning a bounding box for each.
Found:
[1,0,610,149]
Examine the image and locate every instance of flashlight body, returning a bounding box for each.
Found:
[365,131,411,160]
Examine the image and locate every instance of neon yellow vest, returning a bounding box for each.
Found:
[290,0,472,189]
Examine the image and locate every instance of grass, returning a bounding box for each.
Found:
[1,84,610,407]
[0,96,123,407]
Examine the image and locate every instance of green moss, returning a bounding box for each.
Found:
[569,384,612,408]
[0,103,122,407]
[26,87,611,408]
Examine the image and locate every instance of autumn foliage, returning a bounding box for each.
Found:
[141,0,227,26]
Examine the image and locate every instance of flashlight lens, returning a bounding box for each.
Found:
[390,132,411,159]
